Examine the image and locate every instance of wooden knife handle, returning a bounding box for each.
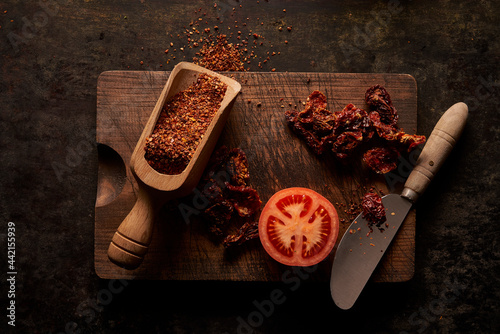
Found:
[402,102,468,202]
[107,186,157,269]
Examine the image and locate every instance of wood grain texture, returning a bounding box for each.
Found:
[95,71,418,282]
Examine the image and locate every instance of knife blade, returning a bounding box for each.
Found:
[330,102,468,310]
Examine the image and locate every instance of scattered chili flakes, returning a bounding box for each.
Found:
[193,34,246,71]
[162,3,290,72]
[144,73,227,174]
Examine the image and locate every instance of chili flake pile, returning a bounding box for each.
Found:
[284,85,426,174]
[192,34,246,71]
[160,3,288,71]
[145,73,227,174]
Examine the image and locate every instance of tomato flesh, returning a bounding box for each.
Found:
[259,188,339,267]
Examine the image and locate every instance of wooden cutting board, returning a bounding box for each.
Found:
[94,71,417,282]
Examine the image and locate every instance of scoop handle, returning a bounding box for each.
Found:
[107,186,158,269]
[402,102,468,202]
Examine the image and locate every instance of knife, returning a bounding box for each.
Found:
[330,102,468,310]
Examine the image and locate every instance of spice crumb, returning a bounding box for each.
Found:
[145,73,227,174]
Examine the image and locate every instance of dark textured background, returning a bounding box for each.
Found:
[1,0,499,333]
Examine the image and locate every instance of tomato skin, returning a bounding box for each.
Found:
[258,187,339,267]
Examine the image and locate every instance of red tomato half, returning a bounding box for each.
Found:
[258,187,339,267]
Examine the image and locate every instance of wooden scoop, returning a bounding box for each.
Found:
[107,62,241,269]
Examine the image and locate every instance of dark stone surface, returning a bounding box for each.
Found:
[1,0,499,333]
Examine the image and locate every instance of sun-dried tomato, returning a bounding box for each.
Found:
[223,221,259,247]
[284,86,426,174]
[225,149,250,186]
[361,192,387,227]
[297,90,328,124]
[369,111,426,153]
[197,146,261,246]
[332,103,370,135]
[363,147,400,174]
[285,109,325,155]
[330,131,364,159]
[398,133,427,152]
[204,201,234,236]
[226,184,261,217]
[369,111,399,141]
[365,84,399,126]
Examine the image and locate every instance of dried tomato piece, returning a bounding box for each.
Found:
[203,145,231,179]
[285,110,325,155]
[305,90,328,111]
[196,146,262,246]
[321,104,371,158]
[223,221,259,247]
[226,148,250,186]
[284,87,426,172]
[398,133,427,152]
[204,201,234,236]
[369,111,399,141]
[288,91,337,141]
[226,184,262,218]
[297,90,328,123]
[201,181,225,203]
[363,147,400,174]
[312,112,336,137]
[330,131,364,159]
[361,192,387,227]
[365,85,399,126]
[369,112,426,152]
[333,103,370,134]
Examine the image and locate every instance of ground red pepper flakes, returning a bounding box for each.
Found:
[161,2,288,72]
[144,73,227,174]
[192,34,246,71]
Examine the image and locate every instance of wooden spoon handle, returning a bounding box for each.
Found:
[402,102,468,202]
[107,186,157,269]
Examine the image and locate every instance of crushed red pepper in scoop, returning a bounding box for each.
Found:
[144,73,227,174]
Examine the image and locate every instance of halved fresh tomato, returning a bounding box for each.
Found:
[258,187,339,267]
